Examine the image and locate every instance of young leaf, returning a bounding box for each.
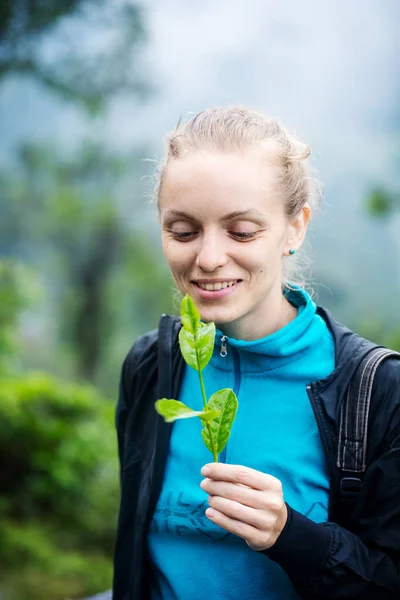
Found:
[178,329,198,370]
[196,322,216,370]
[155,399,219,423]
[180,294,201,334]
[201,389,238,454]
[178,322,216,371]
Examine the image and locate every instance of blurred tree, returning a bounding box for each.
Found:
[0,0,166,389]
[0,260,40,374]
[0,0,150,112]
[0,261,25,371]
[0,142,174,384]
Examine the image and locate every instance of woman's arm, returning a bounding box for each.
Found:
[265,442,400,599]
[200,424,400,599]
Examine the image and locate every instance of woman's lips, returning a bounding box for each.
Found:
[192,280,242,300]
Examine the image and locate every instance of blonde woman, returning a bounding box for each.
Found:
[113,106,400,600]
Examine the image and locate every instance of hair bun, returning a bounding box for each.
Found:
[286,137,311,162]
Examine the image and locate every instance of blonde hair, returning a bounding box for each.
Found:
[156,105,322,288]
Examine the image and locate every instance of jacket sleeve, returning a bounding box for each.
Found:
[264,358,400,599]
[115,353,129,470]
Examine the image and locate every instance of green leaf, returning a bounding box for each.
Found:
[178,329,198,370]
[180,294,201,334]
[201,389,238,454]
[155,399,219,423]
[200,408,221,422]
[201,428,213,453]
[178,322,216,371]
[196,322,216,369]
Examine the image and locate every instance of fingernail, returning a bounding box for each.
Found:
[201,466,210,476]
[206,508,214,518]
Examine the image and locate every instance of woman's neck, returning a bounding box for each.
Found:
[217,290,298,341]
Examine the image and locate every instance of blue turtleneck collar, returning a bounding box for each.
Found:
[212,287,319,373]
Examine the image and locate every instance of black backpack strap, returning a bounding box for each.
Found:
[158,313,174,399]
[337,347,400,504]
[145,315,176,531]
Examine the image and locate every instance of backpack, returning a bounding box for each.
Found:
[337,345,400,510]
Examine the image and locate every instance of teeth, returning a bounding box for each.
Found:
[197,281,237,291]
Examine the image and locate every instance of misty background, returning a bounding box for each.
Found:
[0,1,399,598]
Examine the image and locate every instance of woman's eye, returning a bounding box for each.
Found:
[171,231,197,240]
[230,231,257,240]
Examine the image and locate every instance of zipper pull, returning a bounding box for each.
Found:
[220,335,228,357]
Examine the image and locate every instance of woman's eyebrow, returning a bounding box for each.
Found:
[163,209,266,222]
[163,210,196,220]
[221,209,267,222]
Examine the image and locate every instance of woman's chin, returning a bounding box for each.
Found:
[199,308,239,326]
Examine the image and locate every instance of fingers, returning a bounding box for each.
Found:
[207,495,271,530]
[205,505,261,543]
[200,478,279,510]
[205,504,279,550]
[205,495,287,551]
[200,463,287,551]
[201,463,282,493]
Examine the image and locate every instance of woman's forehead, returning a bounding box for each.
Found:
[159,152,282,215]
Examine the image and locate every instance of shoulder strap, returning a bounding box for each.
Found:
[158,314,174,399]
[145,315,176,529]
[337,347,400,503]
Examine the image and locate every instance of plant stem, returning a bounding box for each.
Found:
[197,357,218,463]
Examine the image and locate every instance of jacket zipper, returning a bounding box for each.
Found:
[219,336,241,463]
[220,335,228,357]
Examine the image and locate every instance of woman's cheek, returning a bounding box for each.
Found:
[168,252,186,272]
[162,237,197,276]
[166,255,189,286]
[162,240,180,268]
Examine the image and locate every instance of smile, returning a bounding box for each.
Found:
[195,280,238,291]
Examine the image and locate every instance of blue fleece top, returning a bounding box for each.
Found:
[148,288,335,600]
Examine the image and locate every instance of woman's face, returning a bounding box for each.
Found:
[159,150,308,337]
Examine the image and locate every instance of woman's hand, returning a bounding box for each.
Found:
[200,463,287,551]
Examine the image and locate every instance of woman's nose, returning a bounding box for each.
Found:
[195,236,228,272]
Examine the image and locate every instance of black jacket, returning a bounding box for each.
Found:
[112,307,400,600]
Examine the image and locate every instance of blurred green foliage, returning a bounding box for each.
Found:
[356,317,400,354]
[366,187,399,217]
[0,141,175,389]
[0,371,118,600]
[0,261,29,372]
[0,0,171,597]
[0,260,119,599]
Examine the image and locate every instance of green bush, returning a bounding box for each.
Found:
[0,371,119,599]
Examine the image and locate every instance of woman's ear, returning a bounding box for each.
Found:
[284,203,311,255]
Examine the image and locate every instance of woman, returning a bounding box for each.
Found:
[113,106,400,599]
